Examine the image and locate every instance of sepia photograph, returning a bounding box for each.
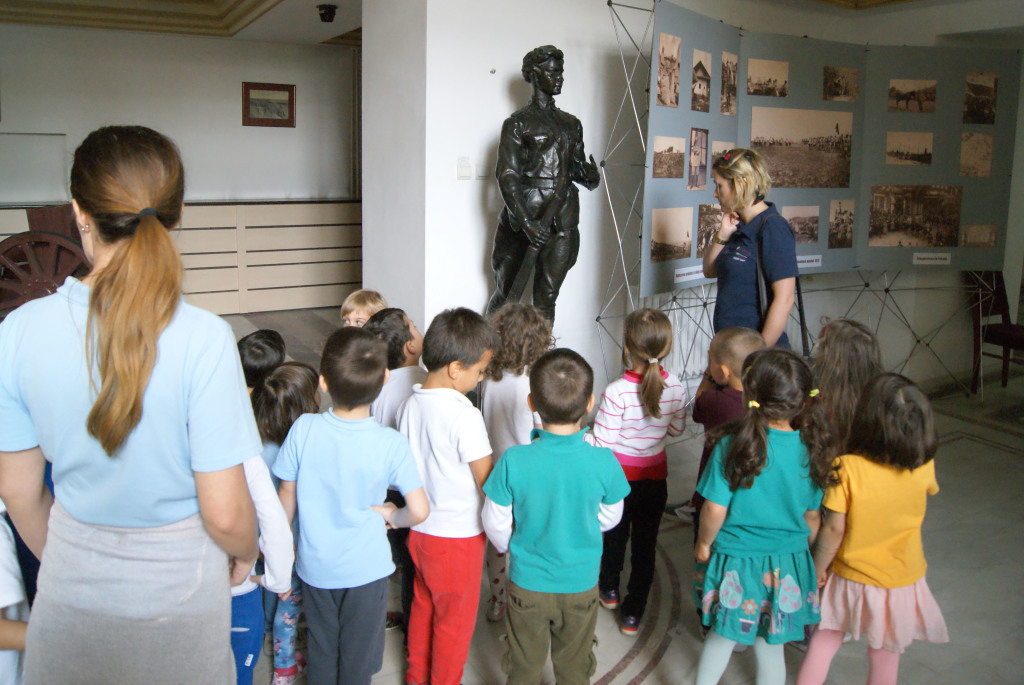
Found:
[653,136,687,178]
[688,127,709,191]
[696,204,724,258]
[692,49,712,113]
[781,206,820,244]
[747,59,789,97]
[886,131,933,166]
[961,224,997,247]
[651,207,693,262]
[960,132,993,177]
[657,33,681,108]
[750,107,852,188]
[823,66,859,102]
[868,185,962,247]
[710,140,735,164]
[242,82,295,127]
[888,79,937,113]
[963,71,997,125]
[828,199,854,249]
[721,52,738,116]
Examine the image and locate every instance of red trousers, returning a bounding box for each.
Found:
[406,531,485,685]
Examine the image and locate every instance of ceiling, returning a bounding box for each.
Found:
[0,0,1014,45]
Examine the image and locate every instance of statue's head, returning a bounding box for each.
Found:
[522,45,564,83]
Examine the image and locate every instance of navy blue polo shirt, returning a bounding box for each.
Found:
[712,203,798,349]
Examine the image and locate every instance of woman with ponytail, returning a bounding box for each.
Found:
[585,308,687,636]
[0,126,259,684]
[692,348,835,685]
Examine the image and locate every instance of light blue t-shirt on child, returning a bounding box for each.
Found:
[273,411,422,590]
[0,278,261,528]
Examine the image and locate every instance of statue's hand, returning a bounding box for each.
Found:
[522,218,550,249]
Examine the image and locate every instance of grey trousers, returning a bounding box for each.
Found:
[301,576,388,685]
[502,582,599,685]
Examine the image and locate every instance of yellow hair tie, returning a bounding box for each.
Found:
[808,389,820,398]
[748,400,760,408]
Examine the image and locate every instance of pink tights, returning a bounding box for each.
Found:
[795,629,901,685]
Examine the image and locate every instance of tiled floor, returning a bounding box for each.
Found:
[227,308,1024,684]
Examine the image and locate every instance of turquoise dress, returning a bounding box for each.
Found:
[693,429,822,644]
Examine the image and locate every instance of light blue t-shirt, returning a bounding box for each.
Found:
[697,429,823,557]
[273,411,422,590]
[0,278,261,527]
[483,429,631,593]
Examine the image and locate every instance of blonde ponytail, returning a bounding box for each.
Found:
[71,126,186,455]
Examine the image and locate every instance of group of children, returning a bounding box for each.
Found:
[228,288,947,685]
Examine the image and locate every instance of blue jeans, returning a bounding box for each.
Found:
[231,588,265,685]
[263,571,304,672]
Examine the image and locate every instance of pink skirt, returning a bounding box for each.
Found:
[818,573,949,653]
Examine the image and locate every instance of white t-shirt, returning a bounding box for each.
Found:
[480,372,541,462]
[231,456,294,597]
[0,507,27,685]
[371,366,427,430]
[397,385,492,538]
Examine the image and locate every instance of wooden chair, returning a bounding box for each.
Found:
[966,271,1024,393]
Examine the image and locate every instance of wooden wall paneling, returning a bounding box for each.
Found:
[247,283,361,313]
[0,210,31,240]
[245,224,361,251]
[248,261,362,290]
[246,246,361,266]
[236,205,251,315]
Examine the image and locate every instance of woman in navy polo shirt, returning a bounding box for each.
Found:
[701,148,797,348]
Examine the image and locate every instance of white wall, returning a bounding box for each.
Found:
[0,23,356,202]
[360,0,429,327]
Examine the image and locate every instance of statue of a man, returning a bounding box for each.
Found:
[486,45,601,323]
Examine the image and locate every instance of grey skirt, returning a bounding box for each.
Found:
[26,501,235,684]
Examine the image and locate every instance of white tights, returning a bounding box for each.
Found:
[695,629,786,685]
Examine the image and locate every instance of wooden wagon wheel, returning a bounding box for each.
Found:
[0,231,90,317]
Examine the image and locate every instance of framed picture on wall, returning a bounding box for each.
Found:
[242,82,296,127]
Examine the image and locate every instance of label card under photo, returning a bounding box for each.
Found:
[797,255,823,269]
[913,253,952,266]
[674,265,705,283]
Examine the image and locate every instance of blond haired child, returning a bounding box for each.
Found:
[340,289,388,327]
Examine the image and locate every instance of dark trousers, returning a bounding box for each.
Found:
[301,577,388,685]
[487,222,580,322]
[385,489,414,621]
[599,479,668,619]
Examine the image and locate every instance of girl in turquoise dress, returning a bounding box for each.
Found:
[693,348,836,685]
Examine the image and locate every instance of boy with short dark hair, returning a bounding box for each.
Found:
[396,307,497,685]
[273,327,429,685]
[237,329,286,389]
[482,348,631,685]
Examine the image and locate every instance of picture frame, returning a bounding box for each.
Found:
[242,82,295,128]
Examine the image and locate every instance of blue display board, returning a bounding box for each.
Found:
[641,2,1019,297]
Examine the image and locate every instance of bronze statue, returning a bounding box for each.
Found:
[486,45,601,323]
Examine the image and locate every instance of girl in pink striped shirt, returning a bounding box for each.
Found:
[586,308,686,635]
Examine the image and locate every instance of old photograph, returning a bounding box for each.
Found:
[721,52,738,116]
[710,140,735,164]
[961,224,997,248]
[692,49,712,113]
[688,127,709,191]
[823,66,859,102]
[828,199,854,249]
[750,107,852,188]
[781,205,820,244]
[888,79,937,113]
[696,204,724,258]
[657,33,681,108]
[651,207,693,262]
[653,136,687,178]
[868,185,962,247]
[886,131,933,166]
[964,71,997,125]
[960,132,993,177]
[747,59,789,97]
